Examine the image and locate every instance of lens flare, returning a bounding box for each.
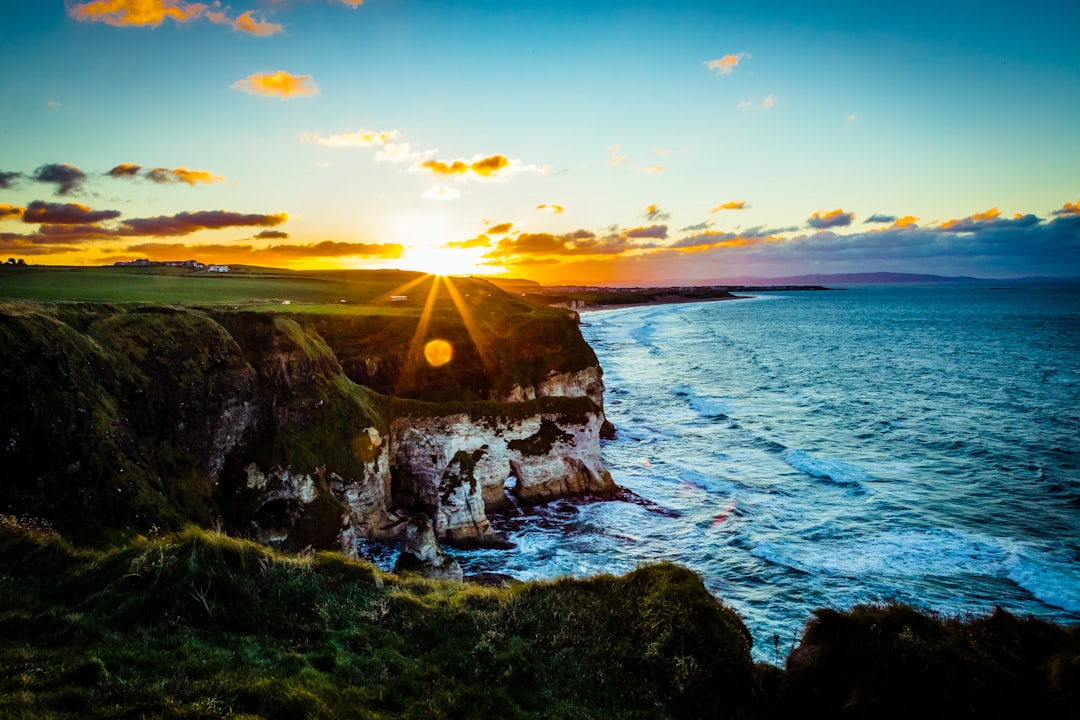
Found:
[423,338,453,367]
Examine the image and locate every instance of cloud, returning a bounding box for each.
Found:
[107,163,142,178]
[0,171,23,189]
[119,240,403,262]
[705,53,750,75]
[537,204,564,214]
[31,163,88,196]
[421,184,461,201]
[624,224,668,240]
[847,113,858,122]
[864,213,897,224]
[1052,199,1080,217]
[446,235,491,250]
[253,229,289,239]
[47,100,62,109]
[644,165,666,174]
[146,167,223,185]
[938,208,1001,231]
[206,9,282,36]
[119,210,287,237]
[68,0,206,28]
[643,204,671,222]
[486,222,514,235]
[710,200,747,213]
[339,0,363,6]
[419,154,506,179]
[808,209,855,229]
[22,201,121,225]
[892,216,919,229]
[0,205,24,221]
[678,220,714,233]
[69,1,283,35]
[608,144,627,166]
[231,71,318,99]
[653,148,670,156]
[672,225,794,250]
[300,128,400,148]
[763,95,775,109]
[737,100,751,109]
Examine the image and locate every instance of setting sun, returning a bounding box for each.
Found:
[399,245,498,277]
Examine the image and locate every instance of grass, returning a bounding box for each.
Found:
[0,521,757,720]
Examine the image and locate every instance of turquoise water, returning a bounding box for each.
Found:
[452,282,1080,661]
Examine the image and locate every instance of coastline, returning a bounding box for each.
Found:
[579,293,749,313]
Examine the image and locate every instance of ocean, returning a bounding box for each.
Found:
[451,282,1080,661]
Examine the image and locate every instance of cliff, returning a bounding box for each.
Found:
[0,293,614,556]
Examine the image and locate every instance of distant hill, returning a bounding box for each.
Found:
[716,272,982,285]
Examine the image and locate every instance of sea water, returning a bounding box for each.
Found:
[448,282,1080,661]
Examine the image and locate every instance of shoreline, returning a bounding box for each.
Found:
[578,293,750,313]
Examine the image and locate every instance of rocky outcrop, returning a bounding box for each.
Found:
[1,300,618,559]
[390,398,616,546]
[392,513,463,581]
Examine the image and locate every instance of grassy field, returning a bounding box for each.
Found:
[0,265,434,308]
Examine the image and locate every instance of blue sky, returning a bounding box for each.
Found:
[1,0,1078,282]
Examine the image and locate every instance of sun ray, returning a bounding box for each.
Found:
[441,275,498,379]
[396,274,443,395]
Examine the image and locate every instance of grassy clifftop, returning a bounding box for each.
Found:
[2,522,1077,719]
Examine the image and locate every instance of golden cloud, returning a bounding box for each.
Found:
[119,240,402,263]
[0,204,24,221]
[939,208,1000,230]
[231,71,318,99]
[537,204,564,214]
[807,209,855,229]
[705,53,749,75]
[644,165,665,174]
[22,201,121,225]
[106,163,142,178]
[892,216,919,229]
[419,154,510,179]
[446,235,491,250]
[1053,199,1080,216]
[710,200,746,213]
[146,167,224,185]
[69,0,206,28]
[486,222,513,235]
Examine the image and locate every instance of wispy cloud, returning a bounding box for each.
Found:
[705,52,750,75]
[678,220,714,233]
[300,128,400,148]
[119,210,288,236]
[0,171,23,190]
[486,222,514,235]
[710,200,746,213]
[864,213,897,224]
[737,100,752,109]
[624,224,668,240]
[608,144,627,166]
[1052,199,1080,216]
[231,71,318,99]
[106,163,222,185]
[644,165,666,174]
[808,208,855,229]
[417,154,545,181]
[537,203,564,214]
[763,95,775,109]
[206,9,282,36]
[643,204,671,222]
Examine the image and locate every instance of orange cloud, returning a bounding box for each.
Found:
[420,154,510,179]
[644,204,670,222]
[1053,199,1080,216]
[0,204,23,221]
[231,71,318,99]
[939,207,1001,230]
[69,0,206,28]
[146,167,223,185]
[537,204,564,214]
[710,200,746,212]
[22,201,121,225]
[705,52,749,75]
[486,222,513,235]
[644,165,666,174]
[117,240,402,264]
[340,0,363,5]
[807,209,855,229]
[207,9,283,36]
[892,215,919,228]
[106,163,142,178]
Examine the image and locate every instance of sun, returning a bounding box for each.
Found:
[400,244,495,276]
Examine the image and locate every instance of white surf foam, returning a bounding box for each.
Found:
[784,449,868,485]
[1006,550,1080,614]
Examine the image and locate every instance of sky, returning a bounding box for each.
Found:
[2,0,1079,284]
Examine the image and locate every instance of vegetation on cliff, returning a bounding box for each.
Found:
[2,521,1077,719]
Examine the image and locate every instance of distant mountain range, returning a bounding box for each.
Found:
[675,272,1080,286]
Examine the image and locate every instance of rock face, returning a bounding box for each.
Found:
[392,513,463,582]
[390,400,616,546]
[0,301,617,558]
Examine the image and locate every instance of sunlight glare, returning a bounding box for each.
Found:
[423,339,453,367]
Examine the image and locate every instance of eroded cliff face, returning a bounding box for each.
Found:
[389,399,616,546]
[0,301,616,559]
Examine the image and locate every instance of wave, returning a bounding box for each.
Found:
[1006,550,1080,614]
[750,528,1012,579]
[784,449,867,485]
